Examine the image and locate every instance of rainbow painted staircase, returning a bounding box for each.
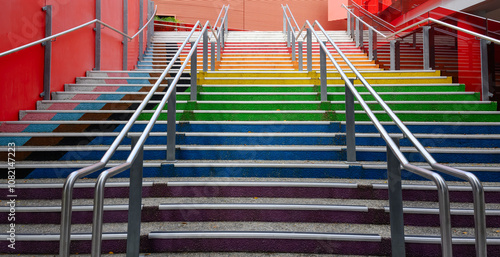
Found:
[1,30,500,256]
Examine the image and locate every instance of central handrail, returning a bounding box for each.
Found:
[313,21,487,256]
[57,18,211,256]
[0,6,158,58]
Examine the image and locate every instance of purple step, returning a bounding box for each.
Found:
[3,181,500,203]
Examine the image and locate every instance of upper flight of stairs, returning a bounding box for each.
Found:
[1,30,500,256]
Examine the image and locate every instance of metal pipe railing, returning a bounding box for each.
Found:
[342,4,500,45]
[298,20,454,256]
[0,6,158,58]
[89,20,212,257]
[317,18,487,256]
[58,20,205,257]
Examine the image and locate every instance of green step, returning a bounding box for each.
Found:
[137,110,500,122]
[196,92,480,102]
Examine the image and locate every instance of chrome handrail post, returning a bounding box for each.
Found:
[390,40,400,70]
[345,78,356,163]
[480,38,493,101]
[217,35,221,61]
[292,31,296,62]
[423,26,435,70]
[125,135,144,257]
[166,78,176,162]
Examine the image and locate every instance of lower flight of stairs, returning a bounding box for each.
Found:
[1,30,500,256]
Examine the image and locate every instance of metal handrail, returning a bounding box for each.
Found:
[89,20,212,257]
[284,4,300,32]
[0,6,158,58]
[316,18,487,256]
[58,19,206,257]
[342,3,500,46]
[219,5,230,38]
[299,20,454,257]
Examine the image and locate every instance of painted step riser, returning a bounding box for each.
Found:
[4,237,497,256]
[8,148,500,164]
[4,184,500,203]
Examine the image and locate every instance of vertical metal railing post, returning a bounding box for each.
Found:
[147,1,154,48]
[298,41,303,71]
[345,78,356,163]
[480,38,493,101]
[211,41,216,71]
[320,41,327,101]
[138,0,144,61]
[125,135,144,257]
[224,9,228,36]
[423,26,435,70]
[217,35,221,61]
[387,136,406,256]
[190,42,197,101]
[41,5,52,100]
[220,25,225,49]
[390,40,400,70]
[203,30,208,72]
[283,10,286,33]
[122,0,128,70]
[95,0,101,70]
[368,28,377,61]
[306,28,312,72]
[166,79,176,162]
[287,23,291,47]
[291,31,296,62]
[358,17,364,51]
[412,32,417,48]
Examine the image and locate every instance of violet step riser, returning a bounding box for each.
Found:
[2,208,499,228]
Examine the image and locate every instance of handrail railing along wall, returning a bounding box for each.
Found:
[284,4,487,256]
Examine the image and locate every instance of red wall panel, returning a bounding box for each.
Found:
[0,0,46,121]
[0,0,151,121]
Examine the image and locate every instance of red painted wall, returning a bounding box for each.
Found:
[0,0,150,121]
[154,0,345,31]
